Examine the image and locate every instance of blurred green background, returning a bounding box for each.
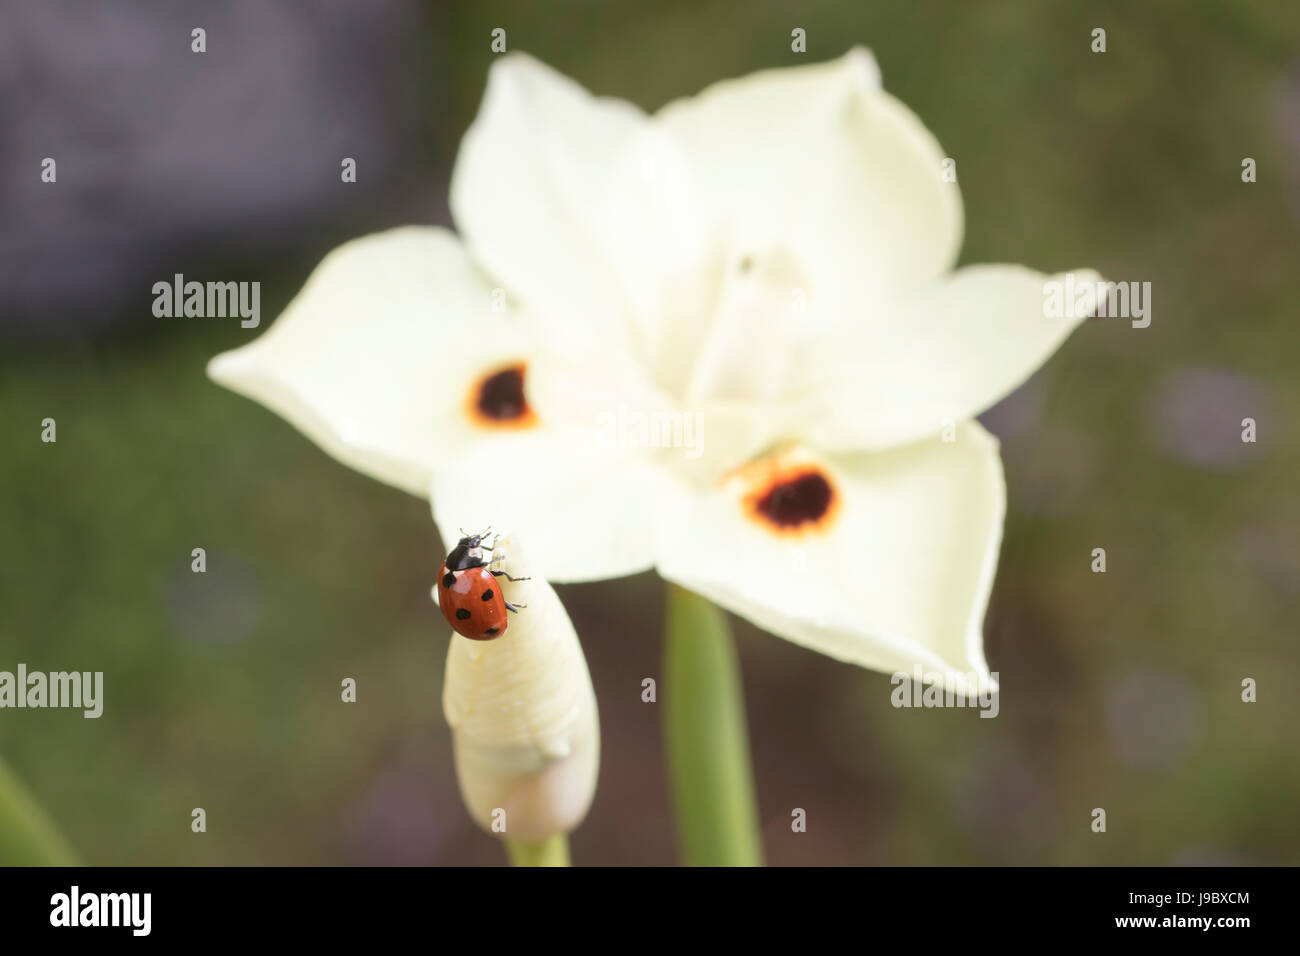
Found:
[2,0,1297,865]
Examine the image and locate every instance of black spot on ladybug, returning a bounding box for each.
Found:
[482,589,494,601]
[455,608,471,621]
[753,470,834,529]
[442,572,456,588]
[476,365,528,421]
[485,627,499,636]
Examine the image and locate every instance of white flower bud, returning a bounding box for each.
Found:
[440,533,599,840]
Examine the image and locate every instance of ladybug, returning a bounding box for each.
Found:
[437,529,528,640]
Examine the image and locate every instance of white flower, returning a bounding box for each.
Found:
[208,48,1099,695]
[439,534,598,840]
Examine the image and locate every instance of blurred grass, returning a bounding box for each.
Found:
[0,757,79,865]
[2,0,1298,864]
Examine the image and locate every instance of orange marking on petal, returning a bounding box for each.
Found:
[465,362,539,430]
[724,448,840,537]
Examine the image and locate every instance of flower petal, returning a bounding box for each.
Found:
[652,47,962,308]
[655,425,1004,694]
[207,227,537,497]
[431,429,669,582]
[450,52,648,351]
[799,266,1102,452]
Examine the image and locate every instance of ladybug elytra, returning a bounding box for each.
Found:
[437,529,528,640]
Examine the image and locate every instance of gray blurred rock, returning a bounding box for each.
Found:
[0,0,440,339]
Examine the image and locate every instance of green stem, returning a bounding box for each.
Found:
[0,757,79,866]
[663,585,763,866]
[504,834,570,867]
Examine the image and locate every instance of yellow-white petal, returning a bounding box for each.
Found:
[798,266,1102,452]
[207,227,535,497]
[430,429,669,582]
[442,534,599,840]
[655,424,1004,696]
[652,47,962,312]
[450,52,647,351]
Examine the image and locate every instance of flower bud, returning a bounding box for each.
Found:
[439,533,599,841]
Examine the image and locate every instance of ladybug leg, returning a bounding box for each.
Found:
[485,548,529,581]
[504,601,527,613]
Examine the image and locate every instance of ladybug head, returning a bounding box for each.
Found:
[457,526,493,551]
[447,527,493,571]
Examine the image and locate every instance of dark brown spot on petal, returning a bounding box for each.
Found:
[466,362,538,429]
[727,448,840,537]
[753,471,833,528]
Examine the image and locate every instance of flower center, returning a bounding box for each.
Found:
[467,362,538,428]
[671,246,811,409]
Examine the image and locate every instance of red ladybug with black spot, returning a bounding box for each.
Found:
[437,530,528,640]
